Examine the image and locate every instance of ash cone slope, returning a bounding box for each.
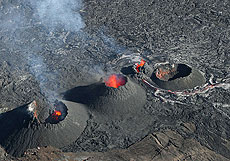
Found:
[64,77,146,118]
[0,100,89,157]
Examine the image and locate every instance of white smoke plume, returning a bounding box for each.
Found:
[32,0,85,32]
[27,54,59,105]
[0,0,86,105]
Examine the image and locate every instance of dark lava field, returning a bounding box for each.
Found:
[0,0,230,160]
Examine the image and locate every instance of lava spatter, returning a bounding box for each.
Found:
[45,101,68,124]
[104,74,127,88]
[135,59,146,73]
[52,110,62,120]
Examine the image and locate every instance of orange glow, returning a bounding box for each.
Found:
[136,59,146,73]
[52,110,62,120]
[54,110,61,116]
[104,74,127,88]
[34,110,41,123]
[31,101,41,124]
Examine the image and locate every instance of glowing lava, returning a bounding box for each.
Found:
[136,59,146,73]
[52,110,62,120]
[45,101,68,124]
[104,74,127,88]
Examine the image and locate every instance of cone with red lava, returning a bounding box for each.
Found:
[64,73,146,119]
[104,74,127,88]
[0,99,89,157]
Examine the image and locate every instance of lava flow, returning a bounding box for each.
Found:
[135,59,146,73]
[104,74,127,88]
[27,100,41,123]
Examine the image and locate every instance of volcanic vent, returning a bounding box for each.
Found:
[104,74,127,88]
[0,100,89,157]
[151,63,206,91]
[45,101,68,124]
[64,73,146,119]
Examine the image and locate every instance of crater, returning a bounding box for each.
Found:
[151,63,205,91]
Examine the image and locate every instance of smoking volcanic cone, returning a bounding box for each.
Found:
[64,74,146,118]
[0,100,89,157]
[151,63,206,91]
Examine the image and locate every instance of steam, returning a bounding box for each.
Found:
[0,4,25,33]
[29,0,85,103]
[100,31,125,54]
[33,0,85,32]
[27,54,59,105]
[0,0,129,106]
[0,0,86,106]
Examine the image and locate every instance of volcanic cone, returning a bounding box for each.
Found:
[0,100,89,157]
[151,63,206,90]
[64,74,146,118]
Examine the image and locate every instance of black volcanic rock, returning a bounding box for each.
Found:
[0,0,230,160]
[16,123,230,161]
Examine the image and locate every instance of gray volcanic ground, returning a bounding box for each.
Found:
[0,0,230,159]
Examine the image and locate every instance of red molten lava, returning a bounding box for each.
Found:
[52,110,62,120]
[104,74,127,88]
[136,59,146,73]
